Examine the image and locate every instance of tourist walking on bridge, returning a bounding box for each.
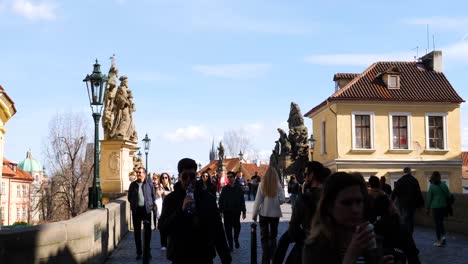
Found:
[252,166,285,264]
[219,171,247,251]
[128,167,156,260]
[391,167,424,235]
[159,158,231,264]
[158,172,173,250]
[426,171,451,247]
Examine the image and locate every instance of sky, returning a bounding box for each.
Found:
[2,0,468,175]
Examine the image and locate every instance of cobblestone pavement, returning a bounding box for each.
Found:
[106,200,468,264]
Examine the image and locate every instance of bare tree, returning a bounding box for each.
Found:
[223,129,255,159]
[42,112,93,220]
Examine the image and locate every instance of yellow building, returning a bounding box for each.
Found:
[304,51,465,192]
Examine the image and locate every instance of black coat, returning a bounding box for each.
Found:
[127,179,156,214]
[391,174,424,209]
[159,182,231,264]
[219,184,246,213]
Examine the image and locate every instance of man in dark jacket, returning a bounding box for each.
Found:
[391,167,424,235]
[219,171,247,251]
[127,167,156,260]
[159,158,231,264]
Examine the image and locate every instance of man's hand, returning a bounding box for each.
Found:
[182,195,194,211]
[242,212,246,220]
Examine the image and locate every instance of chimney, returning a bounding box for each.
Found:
[421,51,442,72]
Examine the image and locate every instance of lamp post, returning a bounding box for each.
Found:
[142,133,151,179]
[137,150,142,159]
[84,59,108,209]
[308,134,316,161]
[238,150,244,173]
[198,163,202,172]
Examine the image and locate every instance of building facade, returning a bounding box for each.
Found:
[305,51,465,192]
[0,85,16,226]
[18,149,46,224]
[1,158,34,225]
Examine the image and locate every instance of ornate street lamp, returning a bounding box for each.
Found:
[142,133,151,179]
[238,150,244,173]
[309,134,316,161]
[198,163,202,171]
[84,59,108,209]
[137,150,142,159]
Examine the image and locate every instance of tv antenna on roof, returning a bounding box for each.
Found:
[426,24,430,54]
[412,46,419,61]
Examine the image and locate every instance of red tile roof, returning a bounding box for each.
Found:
[198,158,269,180]
[462,152,468,179]
[2,157,34,182]
[305,61,464,117]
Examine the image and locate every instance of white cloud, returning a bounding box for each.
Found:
[163,125,208,142]
[401,17,468,31]
[242,123,264,137]
[128,71,173,82]
[444,41,468,62]
[11,0,57,21]
[193,64,271,79]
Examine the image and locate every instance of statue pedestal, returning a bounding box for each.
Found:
[100,140,139,193]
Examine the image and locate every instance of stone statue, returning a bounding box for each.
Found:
[287,102,305,129]
[130,155,144,181]
[274,140,280,155]
[277,128,291,155]
[287,102,309,183]
[218,141,225,161]
[102,56,137,143]
[111,76,137,142]
[103,55,119,139]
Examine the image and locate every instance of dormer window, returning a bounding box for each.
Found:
[388,75,400,89]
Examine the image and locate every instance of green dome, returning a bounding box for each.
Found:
[18,149,43,173]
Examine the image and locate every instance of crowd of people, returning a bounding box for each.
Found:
[127,158,452,264]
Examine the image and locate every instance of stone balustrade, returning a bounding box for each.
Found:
[0,196,130,264]
[415,192,468,236]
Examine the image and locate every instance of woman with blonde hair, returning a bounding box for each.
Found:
[252,167,285,264]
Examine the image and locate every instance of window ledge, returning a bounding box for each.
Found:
[423,149,449,154]
[351,149,376,153]
[387,149,413,153]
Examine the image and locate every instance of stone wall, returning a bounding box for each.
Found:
[415,192,468,236]
[0,196,130,264]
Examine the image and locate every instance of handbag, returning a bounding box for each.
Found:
[437,184,454,217]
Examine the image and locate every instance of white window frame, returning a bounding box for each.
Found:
[352,111,375,150]
[389,112,412,150]
[388,75,399,89]
[390,173,401,189]
[16,207,20,220]
[425,112,448,150]
[321,120,327,154]
[17,185,21,197]
[1,182,4,194]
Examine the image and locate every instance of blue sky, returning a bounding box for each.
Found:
[2,0,468,175]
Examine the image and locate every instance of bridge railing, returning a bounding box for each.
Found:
[0,196,130,264]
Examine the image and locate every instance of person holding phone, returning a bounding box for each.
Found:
[159,158,232,264]
[302,172,395,264]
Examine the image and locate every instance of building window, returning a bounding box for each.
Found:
[1,182,4,194]
[22,185,26,197]
[389,113,411,150]
[1,207,4,220]
[388,75,399,88]
[16,207,20,220]
[426,113,447,150]
[22,207,27,220]
[352,112,374,149]
[35,175,39,182]
[17,186,21,197]
[321,121,327,154]
[426,172,450,188]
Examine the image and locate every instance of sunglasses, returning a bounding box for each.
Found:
[162,177,168,179]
